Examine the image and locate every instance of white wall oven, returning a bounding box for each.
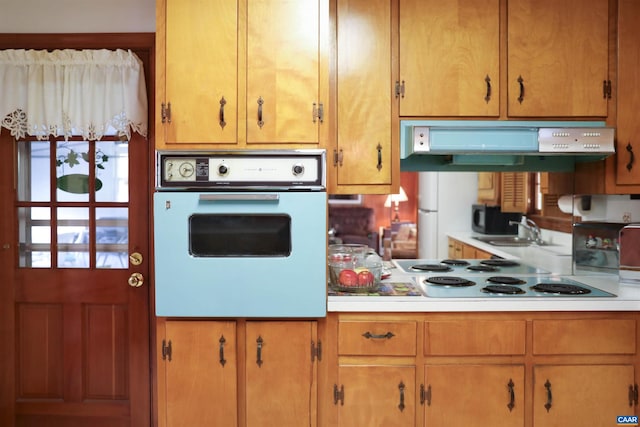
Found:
[153,150,327,317]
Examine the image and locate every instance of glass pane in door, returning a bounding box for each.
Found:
[57,207,89,268]
[95,141,129,203]
[17,141,50,202]
[56,140,90,202]
[96,208,128,269]
[18,207,51,268]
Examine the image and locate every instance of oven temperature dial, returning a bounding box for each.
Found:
[292,163,304,176]
[217,163,229,177]
[178,162,195,178]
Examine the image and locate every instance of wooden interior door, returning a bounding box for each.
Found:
[0,133,151,427]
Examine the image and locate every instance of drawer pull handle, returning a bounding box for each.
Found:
[376,144,383,171]
[544,380,553,412]
[219,97,226,129]
[485,75,492,103]
[517,75,525,104]
[626,143,635,172]
[507,379,515,412]
[256,336,264,367]
[362,331,395,340]
[257,96,264,128]
[219,335,226,367]
[398,381,405,412]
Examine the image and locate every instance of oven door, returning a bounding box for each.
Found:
[153,191,327,317]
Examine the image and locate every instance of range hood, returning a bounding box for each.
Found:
[400,120,615,172]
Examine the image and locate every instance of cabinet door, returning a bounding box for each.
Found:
[533,365,635,427]
[245,321,317,427]
[164,321,238,427]
[246,0,322,145]
[334,0,393,190]
[448,238,463,259]
[477,172,500,205]
[507,0,609,117]
[500,173,528,214]
[160,0,238,146]
[424,365,525,427]
[613,0,640,189]
[338,365,416,427]
[399,0,500,117]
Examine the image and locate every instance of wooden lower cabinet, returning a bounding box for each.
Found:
[448,237,493,259]
[533,364,635,427]
[161,320,238,427]
[337,365,416,426]
[324,312,639,427]
[157,319,318,427]
[244,321,318,427]
[424,365,525,427]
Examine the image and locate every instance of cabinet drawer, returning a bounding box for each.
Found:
[338,321,417,356]
[425,320,526,355]
[533,319,636,355]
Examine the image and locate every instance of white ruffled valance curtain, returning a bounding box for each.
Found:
[0,48,148,141]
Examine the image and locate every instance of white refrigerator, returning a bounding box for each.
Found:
[417,172,478,259]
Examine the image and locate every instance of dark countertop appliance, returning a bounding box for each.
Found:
[472,204,522,235]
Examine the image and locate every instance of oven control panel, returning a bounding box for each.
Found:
[157,150,326,190]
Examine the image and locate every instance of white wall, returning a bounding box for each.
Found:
[578,195,640,223]
[0,0,155,33]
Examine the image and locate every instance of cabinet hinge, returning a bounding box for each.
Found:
[395,80,405,98]
[161,102,172,123]
[603,80,612,99]
[420,384,431,406]
[162,339,172,361]
[629,384,638,406]
[312,102,324,124]
[333,149,344,167]
[333,384,344,405]
[311,340,322,362]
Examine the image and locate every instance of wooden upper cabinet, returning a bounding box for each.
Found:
[246,0,324,145]
[610,0,640,191]
[477,172,500,205]
[507,0,609,117]
[156,0,327,149]
[332,0,394,192]
[158,0,238,146]
[501,172,529,213]
[399,0,500,117]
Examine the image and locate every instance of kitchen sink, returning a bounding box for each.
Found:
[473,236,536,247]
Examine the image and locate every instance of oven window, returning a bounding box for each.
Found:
[189,214,291,257]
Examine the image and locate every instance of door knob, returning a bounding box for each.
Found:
[129,252,143,266]
[128,272,144,288]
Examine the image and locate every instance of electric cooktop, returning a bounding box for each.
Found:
[393,258,550,275]
[417,275,615,298]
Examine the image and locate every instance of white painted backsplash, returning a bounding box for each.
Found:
[568,194,640,223]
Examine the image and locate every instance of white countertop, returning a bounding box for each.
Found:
[328,232,640,312]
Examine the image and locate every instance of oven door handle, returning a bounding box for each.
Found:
[199,194,280,202]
